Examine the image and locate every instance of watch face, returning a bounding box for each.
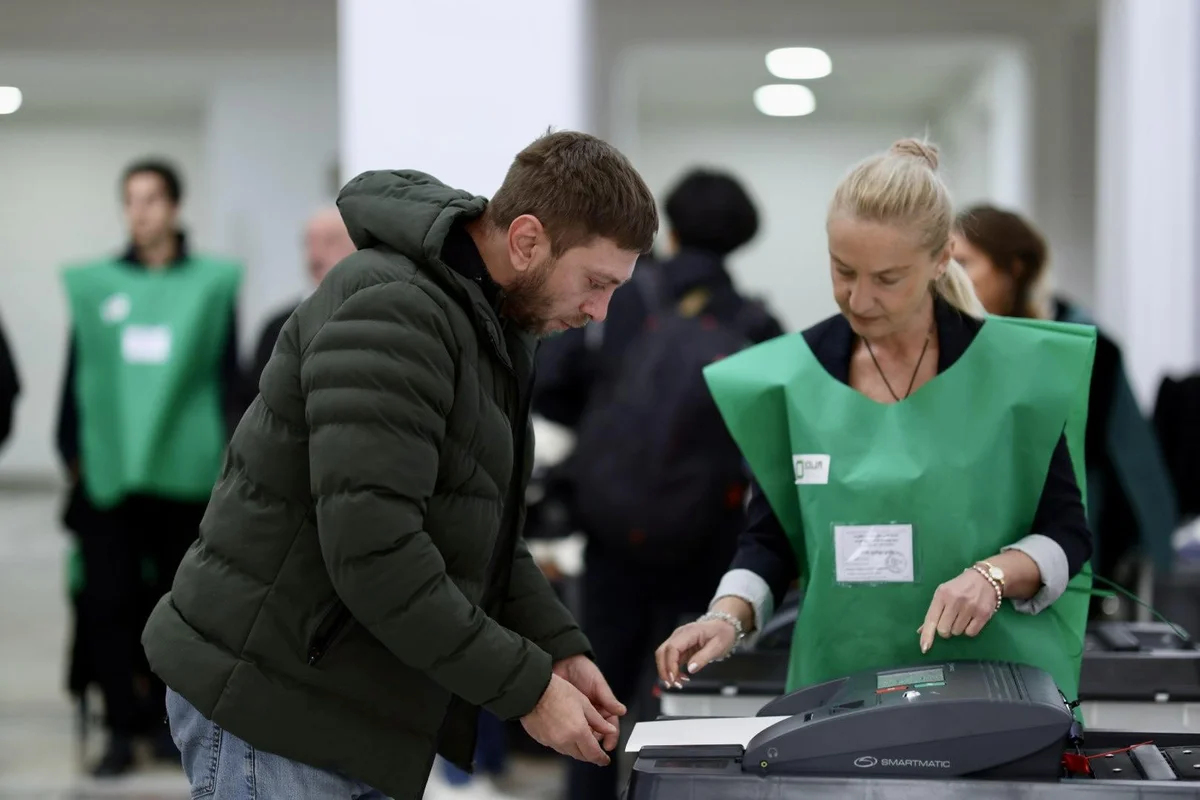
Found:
[988,566,1005,581]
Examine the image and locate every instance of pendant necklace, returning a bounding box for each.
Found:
[863,327,933,401]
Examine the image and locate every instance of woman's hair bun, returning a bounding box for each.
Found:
[890,138,940,171]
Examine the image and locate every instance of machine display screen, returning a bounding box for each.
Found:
[877,666,945,689]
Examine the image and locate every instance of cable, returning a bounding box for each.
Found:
[1089,575,1190,643]
[1085,741,1155,760]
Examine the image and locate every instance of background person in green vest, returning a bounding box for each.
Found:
[952,204,1178,616]
[55,158,244,777]
[655,138,1096,709]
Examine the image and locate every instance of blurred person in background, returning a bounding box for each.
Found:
[952,204,1177,612]
[247,207,356,392]
[142,131,657,800]
[0,311,18,451]
[535,168,783,800]
[55,159,243,776]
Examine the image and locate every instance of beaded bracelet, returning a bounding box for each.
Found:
[698,609,746,660]
[969,564,1003,611]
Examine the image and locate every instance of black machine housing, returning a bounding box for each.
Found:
[740,660,1074,780]
[635,660,1075,789]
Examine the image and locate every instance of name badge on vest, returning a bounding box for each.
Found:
[121,325,173,365]
[833,523,917,584]
[793,454,830,485]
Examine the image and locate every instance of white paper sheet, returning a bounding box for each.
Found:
[624,716,791,753]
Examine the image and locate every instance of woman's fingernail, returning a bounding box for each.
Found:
[688,662,698,673]
[674,681,683,689]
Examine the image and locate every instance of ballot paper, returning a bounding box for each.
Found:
[624,716,791,753]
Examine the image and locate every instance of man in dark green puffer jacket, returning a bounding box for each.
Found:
[142,131,659,799]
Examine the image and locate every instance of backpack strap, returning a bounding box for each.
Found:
[731,296,775,341]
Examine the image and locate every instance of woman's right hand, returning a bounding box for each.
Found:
[655,615,742,688]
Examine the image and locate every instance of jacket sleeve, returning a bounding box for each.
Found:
[219,302,248,438]
[0,313,18,449]
[715,481,801,635]
[499,537,592,662]
[56,334,80,469]
[305,282,552,721]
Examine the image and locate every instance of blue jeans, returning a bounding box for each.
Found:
[166,688,389,799]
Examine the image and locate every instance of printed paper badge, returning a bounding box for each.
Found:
[793,454,831,485]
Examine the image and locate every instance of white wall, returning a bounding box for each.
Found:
[0,118,209,478]
[630,115,927,332]
[203,56,340,354]
[933,47,1034,214]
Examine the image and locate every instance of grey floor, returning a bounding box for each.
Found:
[0,488,564,800]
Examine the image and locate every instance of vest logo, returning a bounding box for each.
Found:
[793,454,830,485]
[101,293,132,324]
[854,756,877,768]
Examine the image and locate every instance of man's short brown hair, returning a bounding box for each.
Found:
[487,130,659,256]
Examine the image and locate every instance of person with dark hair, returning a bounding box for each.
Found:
[533,166,782,800]
[122,159,183,206]
[141,130,659,799]
[56,158,243,776]
[0,310,18,451]
[951,203,1177,610]
[535,167,780,427]
[663,168,760,256]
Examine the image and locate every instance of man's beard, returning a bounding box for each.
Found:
[499,257,588,337]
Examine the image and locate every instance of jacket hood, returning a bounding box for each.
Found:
[336,170,487,264]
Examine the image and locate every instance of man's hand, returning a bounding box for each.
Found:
[919,568,999,653]
[521,674,617,766]
[553,654,626,753]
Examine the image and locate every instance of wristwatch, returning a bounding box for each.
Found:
[977,561,1006,595]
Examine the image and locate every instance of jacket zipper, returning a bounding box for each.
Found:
[307,602,353,666]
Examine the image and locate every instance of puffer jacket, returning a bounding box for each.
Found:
[142,170,591,799]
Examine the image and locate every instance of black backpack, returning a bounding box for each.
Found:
[568,272,765,565]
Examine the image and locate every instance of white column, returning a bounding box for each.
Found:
[1095,0,1200,409]
[338,0,592,197]
[986,47,1034,216]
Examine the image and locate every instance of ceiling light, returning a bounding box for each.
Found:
[0,87,22,115]
[765,47,832,80]
[753,84,816,117]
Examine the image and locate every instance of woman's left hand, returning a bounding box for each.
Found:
[919,569,998,653]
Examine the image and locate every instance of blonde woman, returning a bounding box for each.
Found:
[656,140,1096,709]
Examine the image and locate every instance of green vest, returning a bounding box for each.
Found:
[704,315,1096,708]
[62,256,242,509]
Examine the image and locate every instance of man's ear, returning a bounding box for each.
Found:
[508,215,547,274]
